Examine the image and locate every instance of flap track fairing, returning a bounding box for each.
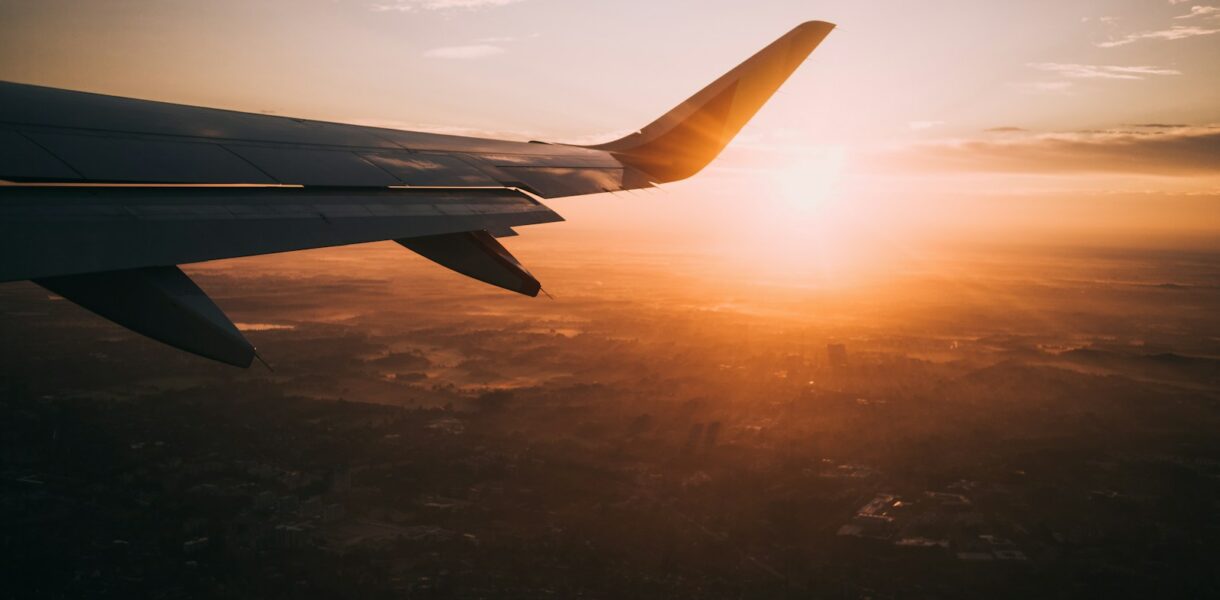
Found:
[34,266,256,368]
[397,230,540,297]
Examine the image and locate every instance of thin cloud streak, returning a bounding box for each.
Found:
[885,128,1220,176]
[1097,24,1220,47]
[1008,81,1074,94]
[423,44,506,59]
[1027,62,1181,80]
[1175,6,1220,19]
[372,0,526,12]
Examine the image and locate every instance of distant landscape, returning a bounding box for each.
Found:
[2,234,1217,598]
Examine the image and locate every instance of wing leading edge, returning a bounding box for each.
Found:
[0,21,833,366]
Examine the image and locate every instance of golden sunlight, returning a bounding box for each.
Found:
[710,143,914,288]
[772,144,848,217]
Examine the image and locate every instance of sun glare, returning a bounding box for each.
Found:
[711,143,902,288]
[773,145,848,217]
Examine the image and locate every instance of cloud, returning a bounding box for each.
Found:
[476,33,539,43]
[909,121,945,131]
[1024,62,1185,80]
[1097,24,1220,47]
[887,127,1220,176]
[420,32,535,59]
[423,44,505,59]
[1175,5,1220,18]
[1008,81,1074,94]
[985,127,1029,133]
[373,0,525,12]
[1127,123,1190,128]
[1027,62,1182,80]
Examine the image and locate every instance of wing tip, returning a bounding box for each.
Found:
[587,20,836,183]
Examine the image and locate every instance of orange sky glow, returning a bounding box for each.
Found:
[2,0,1217,289]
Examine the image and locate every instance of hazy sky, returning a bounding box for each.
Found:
[2,0,1217,282]
[2,0,1217,137]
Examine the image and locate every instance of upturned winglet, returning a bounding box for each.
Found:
[586,21,835,183]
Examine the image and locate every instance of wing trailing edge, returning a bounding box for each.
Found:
[0,186,561,284]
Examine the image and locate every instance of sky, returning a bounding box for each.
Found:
[1,0,1217,284]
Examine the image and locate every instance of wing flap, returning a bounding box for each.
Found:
[26,130,276,184]
[0,129,80,180]
[359,151,501,186]
[224,145,398,187]
[0,186,562,282]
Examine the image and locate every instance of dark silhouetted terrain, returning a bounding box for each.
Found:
[1,238,1218,599]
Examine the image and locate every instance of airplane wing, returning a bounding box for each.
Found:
[0,21,834,366]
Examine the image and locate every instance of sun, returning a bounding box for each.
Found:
[772,145,848,217]
[710,144,874,286]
